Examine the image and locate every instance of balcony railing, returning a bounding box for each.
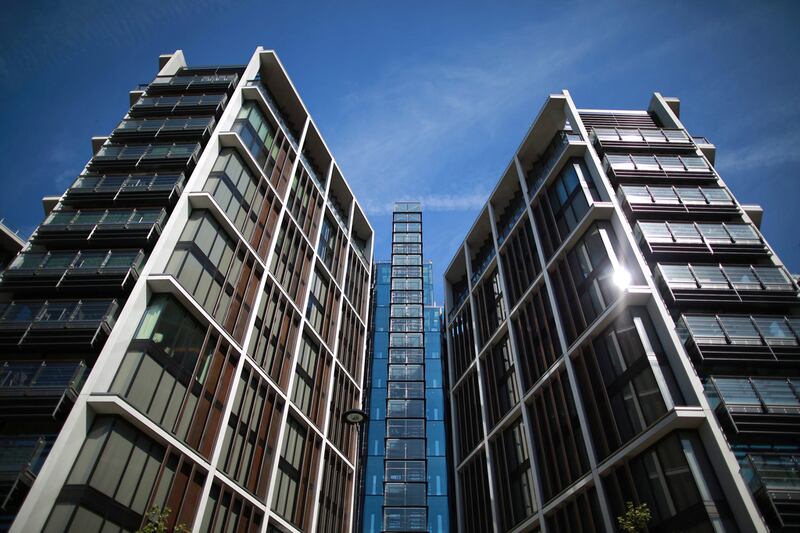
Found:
[0,361,87,418]
[64,173,184,206]
[92,143,201,170]
[634,221,768,259]
[448,287,469,320]
[146,73,239,94]
[1,249,146,294]
[470,244,496,286]
[0,299,119,350]
[739,454,800,529]
[677,314,800,369]
[352,236,369,265]
[496,192,527,246]
[589,127,692,150]
[36,208,167,247]
[131,93,228,117]
[618,184,738,220]
[604,153,715,183]
[299,151,326,192]
[526,130,583,195]
[656,263,798,307]
[327,197,349,231]
[0,436,53,482]
[112,116,216,141]
[244,80,300,148]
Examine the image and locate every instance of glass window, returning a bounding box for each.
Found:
[670,223,703,242]
[752,317,797,344]
[753,379,799,408]
[386,460,426,482]
[724,265,761,290]
[426,389,445,420]
[387,419,425,438]
[691,265,729,289]
[385,483,426,506]
[427,421,447,456]
[608,154,635,170]
[649,187,679,204]
[714,378,760,407]
[387,399,424,418]
[700,187,732,205]
[683,316,726,341]
[659,264,696,287]
[364,456,384,495]
[384,507,426,532]
[753,266,793,290]
[389,382,424,398]
[366,420,385,455]
[719,316,760,342]
[676,187,706,205]
[632,155,658,170]
[725,224,760,243]
[638,222,672,242]
[386,439,425,459]
[621,185,652,204]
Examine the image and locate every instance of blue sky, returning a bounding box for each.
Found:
[2,1,799,303]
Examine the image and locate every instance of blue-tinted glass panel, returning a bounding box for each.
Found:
[363,495,383,533]
[427,456,449,495]
[377,264,392,283]
[426,388,445,420]
[427,495,450,533]
[365,456,384,494]
[376,284,390,305]
[427,420,447,456]
[370,387,386,420]
[374,307,390,331]
[374,332,389,359]
[367,420,385,456]
[424,308,441,331]
[425,333,441,358]
[426,359,443,387]
[371,358,387,386]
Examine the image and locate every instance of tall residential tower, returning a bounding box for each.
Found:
[360,202,452,533]
[444,92,798,532]
[2,49,374,533]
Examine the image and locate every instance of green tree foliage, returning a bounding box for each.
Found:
[136,506,190,533]
[617,501,651,533]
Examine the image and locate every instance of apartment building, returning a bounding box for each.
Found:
[443,91,799,532]
[1,48,374,533]
[359,202,452,533]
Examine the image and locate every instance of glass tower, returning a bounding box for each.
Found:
[362,202,450,533]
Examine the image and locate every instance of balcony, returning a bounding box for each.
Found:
[63,173,184,207]
[1,249,145,295]
[603,153,716,184]
[0,360,87,418]
[0,436,54,512]
[243,80,301,148]
[739,454,800,530]
[656,263,799,309]
[470,241,496,286]
[495,191,527,246]
[35,208,166,248]
[130,93,228,118]
[618,184,739,221]
[145,73,239,95]
[526,130,583,195]
[677,314,800,370]
[635,221,769,261]
[0,299,119,351]
[589,127,693,153]
[111,116,216,143]
[707,377,800,441]
[90,143,200,171]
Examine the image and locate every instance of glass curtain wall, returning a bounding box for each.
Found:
[362,202,450,533]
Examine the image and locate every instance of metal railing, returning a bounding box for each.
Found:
[527,130,582,195]
[244,80,300,149]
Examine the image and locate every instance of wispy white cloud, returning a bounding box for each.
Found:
[327,10,611,216]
